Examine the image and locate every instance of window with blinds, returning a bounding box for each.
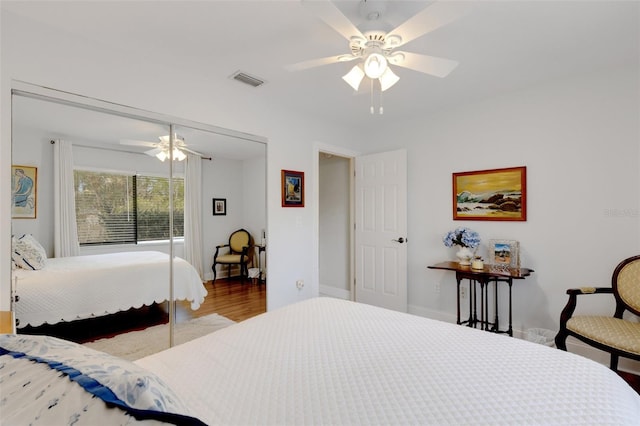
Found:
[74,170,184,245]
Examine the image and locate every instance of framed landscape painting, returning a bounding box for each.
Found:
[453,166,526,221]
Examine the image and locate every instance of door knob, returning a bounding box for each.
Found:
[392,237,406,244]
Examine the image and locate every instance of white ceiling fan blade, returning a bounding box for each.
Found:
[301,0,365,41]
[144,148,162,157]
[285,54,357,72]
[391,51,459,78]
[387,2,472,48]
[120,139,157,148]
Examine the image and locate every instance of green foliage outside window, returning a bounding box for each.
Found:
[74,170,184,245]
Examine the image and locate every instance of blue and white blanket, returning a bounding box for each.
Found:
[0,334,205,425]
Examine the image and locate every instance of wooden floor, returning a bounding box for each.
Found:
[176,278,266,323]
[19,278,266,343]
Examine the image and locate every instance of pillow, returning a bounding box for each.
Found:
[11,234,47,270]
[0,334,204,425]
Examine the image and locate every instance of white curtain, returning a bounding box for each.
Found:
[184,154,204,278]
[53,140,80,257]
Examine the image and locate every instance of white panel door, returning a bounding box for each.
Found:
[355,149,407,312]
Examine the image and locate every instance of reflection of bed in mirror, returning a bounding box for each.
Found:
[13,251,207,328]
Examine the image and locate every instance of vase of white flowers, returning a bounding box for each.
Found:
[443,227,480,266]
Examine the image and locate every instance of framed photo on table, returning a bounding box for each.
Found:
[488,239,520,268]
[281,169,304,207]
[212,198,227,216]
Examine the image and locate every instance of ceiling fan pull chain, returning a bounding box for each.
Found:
[370,79,375,114]
[379,87,384,115]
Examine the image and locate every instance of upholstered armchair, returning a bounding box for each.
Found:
[555,255,640,371]
[212,229,254,285]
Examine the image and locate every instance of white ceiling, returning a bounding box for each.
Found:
[5,0,639,145]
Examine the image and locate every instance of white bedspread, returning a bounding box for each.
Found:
[136,297,640,425]
[14,251,207,327]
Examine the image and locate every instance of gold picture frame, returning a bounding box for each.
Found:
[11,165,37,219]
[453,166,526,221]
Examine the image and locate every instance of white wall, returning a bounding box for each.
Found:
[0,8,360,312]
[319,155,350,299]
[360,65,640,370]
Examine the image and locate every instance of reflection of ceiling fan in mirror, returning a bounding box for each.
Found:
[286,0,471,112]
[120,135,205,162]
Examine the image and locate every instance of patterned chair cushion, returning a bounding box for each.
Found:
[216,254,248,264]
[567,315,640,355]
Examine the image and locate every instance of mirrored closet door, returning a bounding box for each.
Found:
[10,87,266,358]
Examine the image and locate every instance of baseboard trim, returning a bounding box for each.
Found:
[319,285,351,300]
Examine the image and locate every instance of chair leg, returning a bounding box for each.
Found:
[228,265,231,281]
[610,354,619,371]
[212,263,218,285]
[554,330,568,351]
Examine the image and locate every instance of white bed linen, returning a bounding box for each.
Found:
[14,251,207,327]
[136,297,640,425]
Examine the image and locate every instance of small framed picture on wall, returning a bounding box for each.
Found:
[281,169,305,207]
[213,198,227,216]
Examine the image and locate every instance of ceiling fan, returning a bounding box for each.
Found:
[286,0,470,110]
[120,134,205,162]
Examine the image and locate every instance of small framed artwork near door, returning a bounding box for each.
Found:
[281,169,304,207]
[213,198,227,215]
[11,165,37,219]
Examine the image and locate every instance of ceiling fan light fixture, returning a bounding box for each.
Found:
[364,52,387,79]
[173,148,186,161]
[156,151,168,162]
[379,67,400,91]
[342,65,365,91]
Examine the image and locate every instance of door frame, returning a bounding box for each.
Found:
[313,142,360,300]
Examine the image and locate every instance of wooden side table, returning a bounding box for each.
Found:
[428,261,534,336]
[0,311,15,334]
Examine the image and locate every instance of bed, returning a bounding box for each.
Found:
[2,297,639,425]
[12,250,207,328]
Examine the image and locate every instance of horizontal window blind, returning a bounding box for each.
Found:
[74,170,184,245]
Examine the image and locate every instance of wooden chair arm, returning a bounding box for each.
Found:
[558,287,614,333]
[566,287,613,296]
[214,244,228,259]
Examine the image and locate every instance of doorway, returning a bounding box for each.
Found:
[318,150,354,300]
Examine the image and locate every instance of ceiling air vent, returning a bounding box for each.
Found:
[230,71,266,88]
